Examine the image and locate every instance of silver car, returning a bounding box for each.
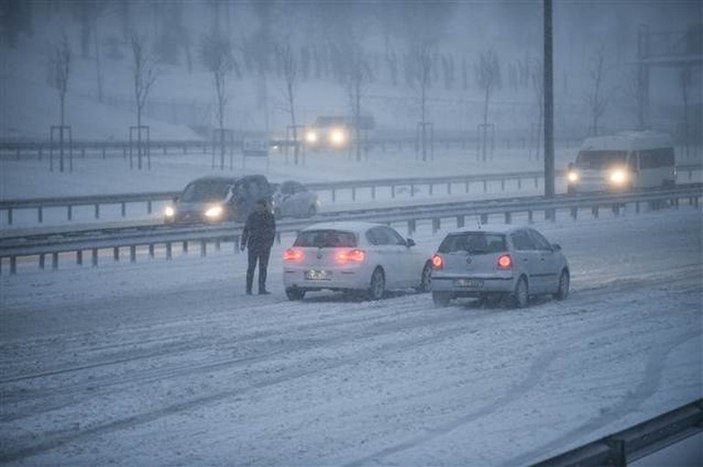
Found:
[271,180,321,218]
[430,226,570,308]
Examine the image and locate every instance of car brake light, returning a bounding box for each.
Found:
[431,254,443,270]
[337,249,365,263]
[497,254,512,269]
[283,249,304,261]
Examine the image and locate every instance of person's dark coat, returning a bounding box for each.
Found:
[241,209,276,252]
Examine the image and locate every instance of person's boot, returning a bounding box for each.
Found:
[258,288,270,295]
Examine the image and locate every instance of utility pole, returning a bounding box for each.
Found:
[543,0,555,198]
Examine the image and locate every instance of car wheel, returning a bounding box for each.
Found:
[285,287,305,301]
[511,276,529,308]
[432,291,451,307]
[554,269,569,300]
[415,262,432,293]
[368,268,385,300]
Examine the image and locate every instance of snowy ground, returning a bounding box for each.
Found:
[1,202,702,465]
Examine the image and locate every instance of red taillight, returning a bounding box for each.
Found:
[497,254,512,269]
[431,254,444,270]
[283,249,304,262]
[337,249,365,263]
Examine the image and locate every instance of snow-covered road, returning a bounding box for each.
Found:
[1,208,701,466]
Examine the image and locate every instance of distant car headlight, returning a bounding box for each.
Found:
[205,205,224,219]
[609,169,628,185]
[329,128,347,147]
[164,206,175,217]
[305,131,318,144]
[567,171,579,183]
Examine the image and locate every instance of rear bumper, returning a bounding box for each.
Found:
[283,267,370,291]
[432,274,515,296]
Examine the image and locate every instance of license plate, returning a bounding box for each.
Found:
[305,269,331,280]
[454,278,483,288]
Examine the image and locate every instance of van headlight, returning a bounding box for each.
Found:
[609,169,628,185]
[329,128,347,147]
[567,171,579,183]
[205,205,224,219]
[164,206,175,217]
[305,130,318,144]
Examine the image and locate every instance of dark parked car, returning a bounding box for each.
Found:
[164,175,272,224]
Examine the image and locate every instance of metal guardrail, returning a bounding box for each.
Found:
[2,167,701,225]
[1,184,700,274]
[533,398,703,466]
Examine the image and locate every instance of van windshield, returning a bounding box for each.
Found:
[294,230,357,248]
[181,182,230,202]
[438,233,506,255]
[575,150,628,169]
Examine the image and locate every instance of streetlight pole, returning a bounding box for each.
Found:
[544,0,555,198]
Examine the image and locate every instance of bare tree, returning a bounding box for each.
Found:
[585,46,610,136]
[410,42,433,162]
[680,65,693,156]
[275,42,301,165]
[130,32,156,170]
[47,32,71,172]
[475,49,502,161]
[346,44,371,162]
[199,32,234,170]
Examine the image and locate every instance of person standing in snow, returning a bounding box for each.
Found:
[240,198,276,295]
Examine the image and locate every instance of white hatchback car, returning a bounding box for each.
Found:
[283,222,432,300]
[430,226,570,308]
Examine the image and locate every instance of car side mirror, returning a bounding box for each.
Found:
[406,238,416,247]
[552,243,561,252]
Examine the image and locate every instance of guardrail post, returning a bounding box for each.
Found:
[148,244,155,258]
[480,213,488,224]
[432,218,440,234]
[332,189,336,203]
[518,178,522,190]
[130,245,136,263]
[447,182,452,195]
[504,212,512,224]
[429,183,434,196]
[483,180,488,193]
[501,179,506,191]
[407,219,416,235]
[7,208,12,225]
[612,204,620,216]
[457,215,464,228]
[39,254,45,270]
[77,250,83,266]
[52,252,58,270]
[38,206,43,223]
[113,247,119,262]
[528,210,533,223]
[371,186,376,200]
[102,147,106,159]
[352,187,356,201]
[605,438,626,467]
[121,203,127,217]
[546,208,556,222]
[10,257,17,275]
[592,206,599,218]
[215,239,221,251]
[95,204,100,219]
[147,200,152,214]
[200,240,207,257]
[166,243,172,260]
[392,185,396,198]
[570,207,578,220]
[92,248,98,266]
[276,232,281,245]
[182,241,188,254]
[234,235,240,254]
[68,205,72,221]
[534,177,539,188]
[465,180,470,193]
[635,201,640,214]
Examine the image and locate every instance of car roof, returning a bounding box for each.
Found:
[301,221,386,233]
[443,224,527,235]
[189,176,238,185]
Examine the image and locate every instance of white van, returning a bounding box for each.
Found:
[566,132,676,193]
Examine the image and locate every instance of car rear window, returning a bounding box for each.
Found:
[438,233,506,254]
[294,230,357,248]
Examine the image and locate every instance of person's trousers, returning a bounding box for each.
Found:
[246,247,271,293]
